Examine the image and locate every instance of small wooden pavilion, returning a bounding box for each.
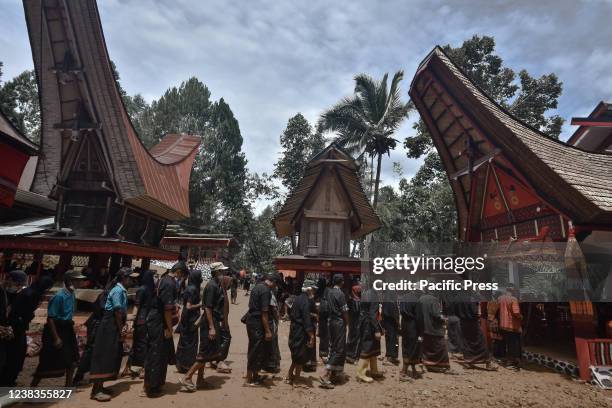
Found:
[273,144,381,282]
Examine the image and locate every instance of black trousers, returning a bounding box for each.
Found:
[318,315,329,358]
[382,317,399,359]
[0,328,26,386]
[346,310,361,360]
[502,330,522,362]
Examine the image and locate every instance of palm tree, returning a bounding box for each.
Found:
[318,71,411,209]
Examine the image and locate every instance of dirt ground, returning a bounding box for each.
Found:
[14,288,612,408]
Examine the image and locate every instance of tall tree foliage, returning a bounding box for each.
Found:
[0,66,40,143]
[274,113,325,194]
[319,71,411,209]
[402,35,564,241]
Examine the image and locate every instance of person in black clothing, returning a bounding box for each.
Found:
[121,270,156,378]
[142,265,183,397]
[346,279,361,364]
[418,292,453,373]
[317,277,330,362]
[399,291,423,381]
[32,270,85,387]
[382,295,400,365]
[286,279,316,385]
[355,289,383,383]
[179,263,226,391]
[74,281,111,384]
[230,273,238,304]
[453,295,496,371]
[1,271,53,386]
[175,270,202,374]
[245,272,280,386]
[303,287,318,373]
[0,281,13,379]
[319,274,349,389]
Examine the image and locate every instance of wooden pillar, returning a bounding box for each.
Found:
[141,258,151,271]
[34,251,43,278]
[1,249,14,273]
[121,255,133,268]
[109,254,121,276]
[57,253,72,275]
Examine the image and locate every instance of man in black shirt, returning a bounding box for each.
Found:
[245,272,281,386]
[320,274,349,389]
[180,263,227,391]
[1,271,53,386]
[382,296,400,365]
[286,279,316,385]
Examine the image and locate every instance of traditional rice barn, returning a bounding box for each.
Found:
[273,144,381,281]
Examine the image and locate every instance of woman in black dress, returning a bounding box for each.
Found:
[122,270,155,377]
[355,289,383,383]
[399,292,423,381]
[175,270,202,373]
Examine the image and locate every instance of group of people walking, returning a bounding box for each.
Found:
[284,275,524,388]
[0,264,524,400]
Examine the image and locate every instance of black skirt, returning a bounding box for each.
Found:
[288,321,310,365]
[197,316,221,362]
[401,319,422,364]
[175,325,198,372]
[460,319,489,364]
[144,310,175,390]
[446,316,465,354]
[326,317,346,371]
[422,334,450,369]
[35,319,79,378]
[359,316,381,359]
[90,311,124,382]
[129,323,148,367]
[218,326,232,361]
[246,315,271,371]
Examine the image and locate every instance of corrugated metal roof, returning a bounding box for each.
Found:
[0,109,38,154]
[0,217,54,236]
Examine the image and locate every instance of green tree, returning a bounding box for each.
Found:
[0,68,40,143]
[403,35,564,240]
[319,71,411,209]
[274,113,326,193]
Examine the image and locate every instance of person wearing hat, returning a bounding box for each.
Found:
[286,279,317,385]
[179,262,226,391]
[0,270,38,387]
[89,268,131,401]
[244,271,281,386]
[319,273,349,389]
[31,269,85,387]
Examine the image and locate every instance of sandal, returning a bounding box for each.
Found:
[179,378,196,392]
[319,377,334,389]
[91,392,111,402]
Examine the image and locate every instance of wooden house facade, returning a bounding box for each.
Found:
[409,46,612,379]
[0,0,200,275]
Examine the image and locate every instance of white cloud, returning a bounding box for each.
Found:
[1,0,612,214]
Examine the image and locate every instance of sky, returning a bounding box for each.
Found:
[1,0,612,211]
